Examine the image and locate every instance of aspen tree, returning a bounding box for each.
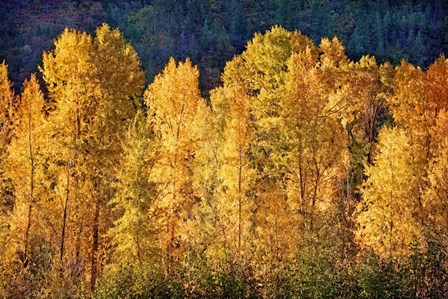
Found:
[41,29,93,280]
[144,58,206,276]
[357,127,423,257]
[107,111,158,278]
[422,56,448,234]
[41,24,144,291]
[88,24,144,291]
[0,62,16,263]
[219,27,322,292]
[2,75,49,297]
[211,84,255,260]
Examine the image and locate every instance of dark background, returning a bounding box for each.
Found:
[1,0,447,93]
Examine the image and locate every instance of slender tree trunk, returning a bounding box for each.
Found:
[166,179,176,277]
[23,203,32,264]
[90,179,101,292]
[168,218,174,275]
[238,145,242,258]
[297,139,307,234]
[24,110,34,265]
[309,178,319,232]
[60,162,70,267]
[74,217,83,281]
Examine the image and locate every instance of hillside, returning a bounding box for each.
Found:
[1,0,447,91]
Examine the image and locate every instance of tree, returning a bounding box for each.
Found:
[41,23,144,292]
[422,56,448,234]
[0,62,16,264]
[283,46,348,238]
[357,127,423,258]
[41,27,93,282]
[87,23,145,291]
[2,74,49,297]
[385,57,448,240]
[425,113,448,235]
[218,27,350,296]
[219,27,304,291]
[211,84,256,262]
[0,62,15,156]
[144,57,207,276]
[103,111,159,294]
[388,60,430,161]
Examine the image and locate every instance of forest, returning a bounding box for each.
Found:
[1,0,447,91]
[0,1,448,299]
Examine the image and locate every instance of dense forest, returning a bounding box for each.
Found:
[1,1,448,299]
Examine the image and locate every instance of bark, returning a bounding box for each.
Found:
[90,179,101,292]
[60,162,70,266]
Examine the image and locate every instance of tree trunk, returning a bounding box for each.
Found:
[60,162,70,268]
[23,203,32,265]
[238,145,242,258]
[24,112,34,266]
[90,180,101,292]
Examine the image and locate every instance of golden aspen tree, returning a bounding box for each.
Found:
[327,56,394,258]
[106,111,158,282]
[41,24,144,292]
[386,58,447,234]
[41,28,93,284]
[345,59,394,232]
[425,113,448,234]
[219,28,291,289]
[144,57,207,276]
[388,61,428,159]
[0,62,16,154]
[2,74,49,297]
[41,29,97,295]
[357,127,423,257]
[355,62,426,260]
[422,56,448,234]
[87,24,144,291]
[274,38,359,295]
[425,55,448,117]
[283,44,350,242]
[218,27,322,295]
[210,84,256,261]
[188,98,219,250]
[0,62,16,263]
[358,57,447,259]
[284,51,324,232]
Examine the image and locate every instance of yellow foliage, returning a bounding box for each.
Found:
[144,57,208,274]
[357,127,423,257]
[3,74,49,269]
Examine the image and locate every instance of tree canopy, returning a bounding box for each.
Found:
[0,17,447,298]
